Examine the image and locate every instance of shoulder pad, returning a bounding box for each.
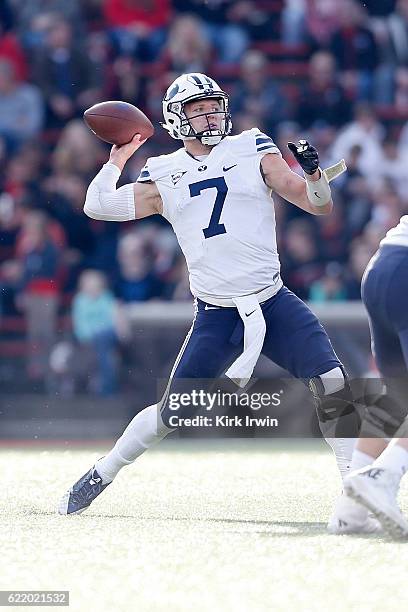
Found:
[250,127,280,156]
[137,152,178,183]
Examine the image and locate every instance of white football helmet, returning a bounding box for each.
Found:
[162,73,232,146]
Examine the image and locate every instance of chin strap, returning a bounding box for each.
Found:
[199,131,224,146]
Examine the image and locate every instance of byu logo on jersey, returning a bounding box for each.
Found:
[171,170,187,185]
[198,165,207,172]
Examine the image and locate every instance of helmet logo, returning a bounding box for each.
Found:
[166,84,179,99]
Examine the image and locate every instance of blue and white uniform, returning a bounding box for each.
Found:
[138,129,341,422]
[138,128,282,300]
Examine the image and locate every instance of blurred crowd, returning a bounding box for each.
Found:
[1,0,408,391]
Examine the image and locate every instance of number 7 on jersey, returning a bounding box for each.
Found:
[189,177,228,239]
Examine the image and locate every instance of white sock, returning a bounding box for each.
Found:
[95,404,173,483]
[325,437,356,482]
[95,447,133,484]
[350,449,375,472]
[373,442,408,477]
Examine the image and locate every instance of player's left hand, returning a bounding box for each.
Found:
[287,140,319,175]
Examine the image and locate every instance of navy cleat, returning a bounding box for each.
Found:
[58,467,111,515]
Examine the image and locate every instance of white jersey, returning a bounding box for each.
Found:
[380,215,408,248]
[137,128,282,299]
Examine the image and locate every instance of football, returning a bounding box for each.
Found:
[83,101,155,146]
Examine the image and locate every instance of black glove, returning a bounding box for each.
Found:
[287,140,319,175]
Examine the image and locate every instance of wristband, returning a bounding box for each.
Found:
[305,159,347,207]
[305,168,332,207]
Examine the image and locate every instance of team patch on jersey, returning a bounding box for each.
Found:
[171,170,187,185]
[255,132,277,153]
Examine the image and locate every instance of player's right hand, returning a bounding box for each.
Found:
[109,134,147,171]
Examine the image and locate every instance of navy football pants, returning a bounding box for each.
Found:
[362,245,408,377]
[361,245,408,434]
[160,286,342,424]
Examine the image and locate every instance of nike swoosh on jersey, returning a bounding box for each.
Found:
[223,164,237,172]
[245,309,256,317]
[314,192,321,199]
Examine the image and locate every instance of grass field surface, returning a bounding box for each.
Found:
[1,439,407,612]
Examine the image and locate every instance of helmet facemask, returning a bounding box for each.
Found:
[180,96,230,146]
[162,73,232,145]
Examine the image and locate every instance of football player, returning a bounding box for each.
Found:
[342,218,408,538]
[59,73,362,531]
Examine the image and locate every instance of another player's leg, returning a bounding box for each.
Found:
[345,435,408,538]
[58,301,241,515]
[343,247,408,535]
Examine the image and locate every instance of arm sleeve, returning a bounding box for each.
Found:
[84,163,135,222]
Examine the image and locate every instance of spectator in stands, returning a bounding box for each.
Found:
[103,0,171,61]
[12,0,84,49]
[302,0,340,48]
[331,103,384,180]
[1,144,49,229]
[50,119,106,181]
[161,14,212,76]
[280,219,324,299]
[296,51,352,129]
[336,144,373,239]
[274,121,302,170]
[309,262,347,302]
[174,0,249,64]
[0,59,44,153]
[370,0,408,103]
[113,231,163,302]
[231,111,263,134]
[329,0,379,100]
[370,183,404,232]
[32,14,102,127]
[41,172,97,290]
[108,55,147,109]
[230,50,291,134]
[72,269,120,395]
[379,138,408,199]
[0,17,27,81]
[384,0,408,67]
[345,239,375,299]
[281,0,306,45]
[16,210,62,380]
[316,197,348,262]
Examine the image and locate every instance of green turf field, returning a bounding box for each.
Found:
[1,439,407,612]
